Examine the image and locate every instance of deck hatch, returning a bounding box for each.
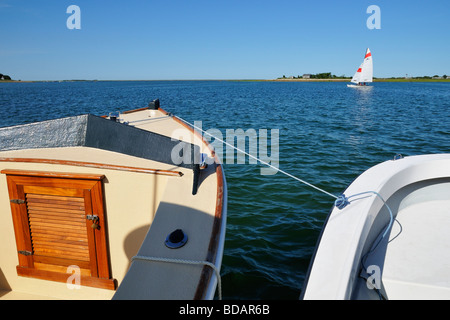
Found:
[2,169,115,290]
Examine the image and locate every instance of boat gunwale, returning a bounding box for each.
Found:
[158,106,226,300]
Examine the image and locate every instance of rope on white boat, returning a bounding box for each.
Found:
[173,115,338,200]
[336,191,394,239]
[340,191,394,300]
[131,255,222,300]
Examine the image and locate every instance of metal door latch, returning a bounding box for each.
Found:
[86,215,99,229]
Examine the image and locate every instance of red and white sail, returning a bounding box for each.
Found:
[350,48,373,84]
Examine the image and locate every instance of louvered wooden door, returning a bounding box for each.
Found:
[3,169,115,290]
[26,193,92,273]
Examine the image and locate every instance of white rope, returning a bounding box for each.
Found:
[174,115,338,199]
[125,115,170,124]
[131,255,222,300]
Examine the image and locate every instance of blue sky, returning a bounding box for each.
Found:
[1,0,449,80]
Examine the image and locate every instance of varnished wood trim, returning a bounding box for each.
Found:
[158,107,226,299]
[101,106,150,118]
[1,169,104,180]
[0,158,183,177]
[16,266,116,290]
[121,106,150,114]
[7,178,34,268]
[158,107,208,151]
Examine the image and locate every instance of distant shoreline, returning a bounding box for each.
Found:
[1,78,449,83]
[267,78,450,83]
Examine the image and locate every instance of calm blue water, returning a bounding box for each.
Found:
[1,80,449,299]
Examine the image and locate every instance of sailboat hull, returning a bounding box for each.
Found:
[347,84,373,88]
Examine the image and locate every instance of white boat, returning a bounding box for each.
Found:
[302,154,450,300]
[0,100,227,300]
[347,48,373,88]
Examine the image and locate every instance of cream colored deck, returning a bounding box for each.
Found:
[114,109,221,299]
[0,108,221,299]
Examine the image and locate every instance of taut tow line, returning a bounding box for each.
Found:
[173,113,397,301]
[174,115,339,200]
[174,115,394,233]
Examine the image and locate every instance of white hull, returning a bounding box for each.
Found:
[347,84,372,88]
[302,154,450,300]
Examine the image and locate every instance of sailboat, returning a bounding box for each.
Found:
[347,48,373,88]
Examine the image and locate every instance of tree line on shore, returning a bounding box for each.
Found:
[278,73,347,79]
[0,73,12,80]
[279,72,448,80]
